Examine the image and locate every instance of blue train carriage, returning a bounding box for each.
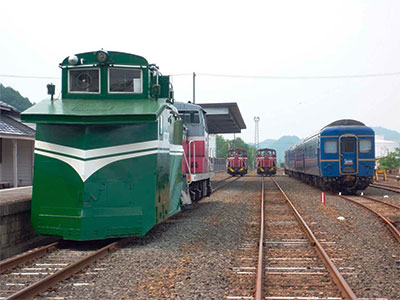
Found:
[21,50,184,240]
[284,120,375,193]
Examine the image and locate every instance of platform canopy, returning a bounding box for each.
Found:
[197,102,246,134]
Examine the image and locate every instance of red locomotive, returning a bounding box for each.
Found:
[175,102,213,203]
[256,148,277,176]
[227,148,248,176]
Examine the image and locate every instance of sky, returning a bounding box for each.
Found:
[1,0,399,143]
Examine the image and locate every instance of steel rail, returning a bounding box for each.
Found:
[339,195,400,244]
[271,178,358,300]
[213,176,241,192]
[254,177,265,300]
[6,238,133,300]
[370,183,400,194]
[0,242,59,274]
[362,195,400,210]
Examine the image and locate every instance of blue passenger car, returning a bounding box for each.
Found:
[284,120,375,193]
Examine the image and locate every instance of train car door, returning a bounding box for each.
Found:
[339,135,358,174]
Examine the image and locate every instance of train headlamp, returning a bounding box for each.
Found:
[96,50,108,63]
[68,55,79,65]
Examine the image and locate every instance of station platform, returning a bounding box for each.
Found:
[0,187,58,260]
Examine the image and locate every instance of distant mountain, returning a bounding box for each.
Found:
[259,135,301,163]
[372,127,400,145]
[0,84,33,112]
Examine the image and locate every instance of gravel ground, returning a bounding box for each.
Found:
[38,174,261,299]
[274,175,400,299]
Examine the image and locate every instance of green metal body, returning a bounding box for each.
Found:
[22,51,183,240]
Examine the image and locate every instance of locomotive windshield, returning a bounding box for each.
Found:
[179,111,200,124]
[69,69,100,93]
[109,68,142,93]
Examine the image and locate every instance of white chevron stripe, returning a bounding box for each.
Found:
[34,140,183,181]
[35,149,165,182]
[35,140,165,159]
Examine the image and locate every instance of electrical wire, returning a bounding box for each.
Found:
[171,71,400,79]
[0,74,59,80]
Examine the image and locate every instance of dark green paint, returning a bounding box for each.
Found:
[24,50,183,240]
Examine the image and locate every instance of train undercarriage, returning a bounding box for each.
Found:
[285,169,373,194]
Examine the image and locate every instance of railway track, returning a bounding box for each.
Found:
[338,194,400,244]
[370,182,400,194]
[227,177,357,299]
[213,175,242,192]
[0,238,132,299]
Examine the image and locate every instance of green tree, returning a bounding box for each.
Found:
[215,135,256,166]
[379,148,400,170]
[216,135,229,158]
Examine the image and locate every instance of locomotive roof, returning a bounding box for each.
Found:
[257,148,276,151]
[229,148,247,152]
[174,102,205,113]
[174,102,246,134]
[21,98,172,124]
[60,51,149,67]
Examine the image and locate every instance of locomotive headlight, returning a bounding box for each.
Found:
[68,55,79,65]
[96,50,108,63]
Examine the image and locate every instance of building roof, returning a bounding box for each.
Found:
[0,102,35,138]
[0,115,35,137]
[197,102,246,134]
[0,101,18,112]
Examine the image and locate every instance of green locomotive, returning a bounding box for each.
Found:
[22,51,184,240]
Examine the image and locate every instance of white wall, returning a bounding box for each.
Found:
[1,138,34,187]
[375,135,398,159]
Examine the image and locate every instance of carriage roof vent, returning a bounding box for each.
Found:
[324,119,365,128]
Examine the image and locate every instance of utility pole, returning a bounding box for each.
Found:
[193,72,196,104]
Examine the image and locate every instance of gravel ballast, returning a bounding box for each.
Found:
[274,175,400,299]
[38,175,261,299]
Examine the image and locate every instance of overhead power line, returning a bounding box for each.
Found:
[0,74,60,80]
[172,71,400,80]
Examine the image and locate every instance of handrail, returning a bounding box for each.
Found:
[188,140,196,174]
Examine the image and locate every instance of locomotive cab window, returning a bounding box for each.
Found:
[69,69,100,93]
[360,139,372,153]
[179,111,200,124]
[324,140,337,154]
[109,68,142,93]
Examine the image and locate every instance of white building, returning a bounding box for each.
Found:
[0,102,35,188]
[375,135,398,158]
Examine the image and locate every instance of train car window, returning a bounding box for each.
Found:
[69,69,100,93]
[109,68,142,93]
[360,139,372,153]
[342,138,355,153]
[324,140,337,154]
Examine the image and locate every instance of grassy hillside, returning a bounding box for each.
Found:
[0,83,33,112]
